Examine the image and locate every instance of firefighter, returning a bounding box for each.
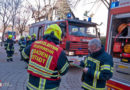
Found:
[23,36,32,65]
[74,38,113,90]
[4,35,14,62]
[18,36,26,60]
[22,24,69,90]
[31,33,36,43]
[26,35,32,47]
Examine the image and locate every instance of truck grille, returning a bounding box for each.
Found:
[69,42,88,55]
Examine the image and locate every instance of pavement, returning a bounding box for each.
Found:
[0,44,83,90]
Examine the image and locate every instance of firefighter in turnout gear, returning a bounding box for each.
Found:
[26,35,32,47]
[4,35,14,62]
[24,36,32,66]
[31,33,36,43]
[22,24,69,90]
[74,38,113,90]
[18,36,26,60]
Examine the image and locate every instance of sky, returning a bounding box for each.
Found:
[73,0,109,36]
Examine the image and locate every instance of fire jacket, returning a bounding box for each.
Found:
[31,38,36,43]
[19,39,26,52]
[26,40,32,47]
[4,39,14,52]
[80,46,113,90]
[22,35,69,89]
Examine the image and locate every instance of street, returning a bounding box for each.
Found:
[0,44,83,90]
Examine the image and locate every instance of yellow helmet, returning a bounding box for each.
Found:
[32,33,36,38]
[44,24,62,41]
[8,35,13,39]
[27,35,31,40]
[118,23,127,33]
[124,44,130,53]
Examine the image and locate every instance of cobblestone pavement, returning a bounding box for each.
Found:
[0,44,83,90]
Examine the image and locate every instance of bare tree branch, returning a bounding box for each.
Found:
[101,0,109,9]
[0,0,13,45]
[16,5,31,36]
[10,0,23,32]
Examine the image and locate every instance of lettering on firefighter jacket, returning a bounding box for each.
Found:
[27,40,63,81]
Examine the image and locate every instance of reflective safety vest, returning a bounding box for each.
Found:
[7,43,14,51]
[27,40,63,81]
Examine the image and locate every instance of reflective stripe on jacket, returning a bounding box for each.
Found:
[23,38,69,89]
[4,39,14,52]
[28,40,63,80]
[19,40,26,51]
[80,46,113,90]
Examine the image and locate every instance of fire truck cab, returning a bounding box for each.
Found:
[29,19,99,62]
[106,0,130,89]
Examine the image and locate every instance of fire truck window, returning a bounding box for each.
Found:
[80,28,85,33]
[86,27,96,36]
[69,25,96,37]
[72,28,78,32]
[38,27,43,40]
[69,25,86,36]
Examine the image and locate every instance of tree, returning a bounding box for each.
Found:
[0,0,24,45]
[26,0,57,22]
[16,6,31,36]
[10,0,24,32]
[26,0,41,22]
[39,0,57,21]
[68,0,81,9]
[0,0,12,45]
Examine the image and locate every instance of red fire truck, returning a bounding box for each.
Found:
[4,31,16,41]
[29,19,99,62]
[106,0,130,89]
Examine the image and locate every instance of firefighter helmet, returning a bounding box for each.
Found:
[44,24,62,41]
[118,23,127,33]
[27,35,31,40]
[8,35,13,39]
[124,44,130,53]
[32,33,36,38]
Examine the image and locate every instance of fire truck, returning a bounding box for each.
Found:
[4,31,16,41]
[29,19,99,62]
[106,0,130,89]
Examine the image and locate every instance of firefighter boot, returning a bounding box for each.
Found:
[7,59,10,62]
[10,56,13,62]
[7,56,10,62]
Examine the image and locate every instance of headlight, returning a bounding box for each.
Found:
[68,51,74,56]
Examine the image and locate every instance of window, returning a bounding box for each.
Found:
[69,24,96,37]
